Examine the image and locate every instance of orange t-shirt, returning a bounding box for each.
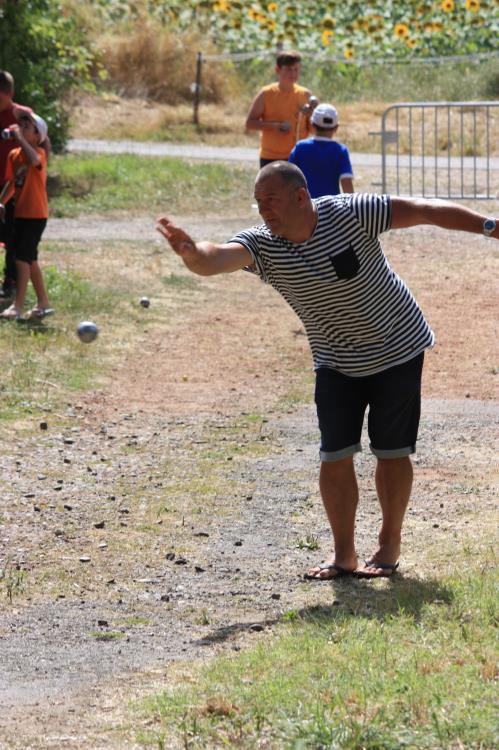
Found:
[5,147,48,219]
[259,83,311,161]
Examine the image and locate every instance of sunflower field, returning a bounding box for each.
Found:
[93,0,498,59]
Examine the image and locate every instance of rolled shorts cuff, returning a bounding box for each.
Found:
[370,444,415,459]
[320,442,361,462]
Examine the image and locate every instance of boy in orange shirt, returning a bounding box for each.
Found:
[245,51,317,167]
[0,108,53,320]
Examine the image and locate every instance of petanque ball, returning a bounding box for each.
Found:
[140,296,150,308]
[77,320,99,343]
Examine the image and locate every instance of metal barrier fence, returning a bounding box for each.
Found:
[370,102,498,199]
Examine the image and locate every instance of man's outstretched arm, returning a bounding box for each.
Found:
[391,197,498,239]
[156,217,253,276]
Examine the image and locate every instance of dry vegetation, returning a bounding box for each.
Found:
[96,26,236,104]
[64,13,499,155]
[69,90,392,151]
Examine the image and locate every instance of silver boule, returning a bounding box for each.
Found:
[77,320,98,343]
[139,297,150,308]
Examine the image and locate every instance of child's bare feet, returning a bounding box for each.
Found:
[26,306,54,319]
[0,304,21,319]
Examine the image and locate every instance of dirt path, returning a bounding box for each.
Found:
[0,216,498,749]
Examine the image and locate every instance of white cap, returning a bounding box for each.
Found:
[13,106,48,144]
[311,103,339,129]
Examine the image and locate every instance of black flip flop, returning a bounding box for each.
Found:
[304,563,353,581]
[354,560,399,578]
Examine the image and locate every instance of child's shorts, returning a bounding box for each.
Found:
[315,353,424,461]
[0,199,15,245]
[13,218,47,263]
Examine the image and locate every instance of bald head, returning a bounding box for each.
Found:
[253,161,316,243]
[256,161,308,193]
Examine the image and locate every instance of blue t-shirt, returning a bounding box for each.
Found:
[289,137,354,198]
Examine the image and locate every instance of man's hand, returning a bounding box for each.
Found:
[156,216,252,276]
[156,217,198,260]
[300,96,319,114]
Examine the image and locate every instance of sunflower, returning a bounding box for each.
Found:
[394,22,410,38]
[344,46,354,59]
[441,0,454,11]
[267,18,277,30]
[465,0,480,10]
[213,0,230,10]
[267,2,278,11]
[406,37,417,48]
[321,14,336,30]
[321,29,334,46]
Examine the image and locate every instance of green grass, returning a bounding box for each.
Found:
[140,561,498,750]
[118,616,152,627]
[89,630,125,641]
[161,273,200,290]
[0,264,123,420]
[48,154,255,217]
[0,557,27,603]
[299,57,499,105]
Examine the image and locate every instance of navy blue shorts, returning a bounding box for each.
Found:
[12,218,47,264]
[315,353,424,461]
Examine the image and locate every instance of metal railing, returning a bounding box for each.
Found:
[370,102,498,199]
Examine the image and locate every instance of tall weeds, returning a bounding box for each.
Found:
[97,24,239,104]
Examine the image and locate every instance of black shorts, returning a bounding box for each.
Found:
[315,353,424,461]
[12,218,47,263]
[259,157,288,168]
[0,198,15,245]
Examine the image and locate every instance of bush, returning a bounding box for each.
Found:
[0,0,96,151]
[96,24,238,104]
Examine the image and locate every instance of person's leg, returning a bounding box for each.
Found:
[13,259,30,311]
[2,258,30,315]
[306,457,359,578]
[368,455,413,568]
[29,261,50,309]
[356,354,424,577]
[306,367,367,580]
[1,200,16,295]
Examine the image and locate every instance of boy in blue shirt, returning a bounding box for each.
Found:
[289,103,354,197]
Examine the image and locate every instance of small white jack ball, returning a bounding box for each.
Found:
[77,320,99,343]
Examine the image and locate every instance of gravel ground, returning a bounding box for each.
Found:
[0,210,498,749]
[1,393,497,748]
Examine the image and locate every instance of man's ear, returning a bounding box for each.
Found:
[296,186,309,205]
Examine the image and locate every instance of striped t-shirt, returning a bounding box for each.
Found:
[230,193,434,377]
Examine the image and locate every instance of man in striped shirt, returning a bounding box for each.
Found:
[157,161,498,581]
